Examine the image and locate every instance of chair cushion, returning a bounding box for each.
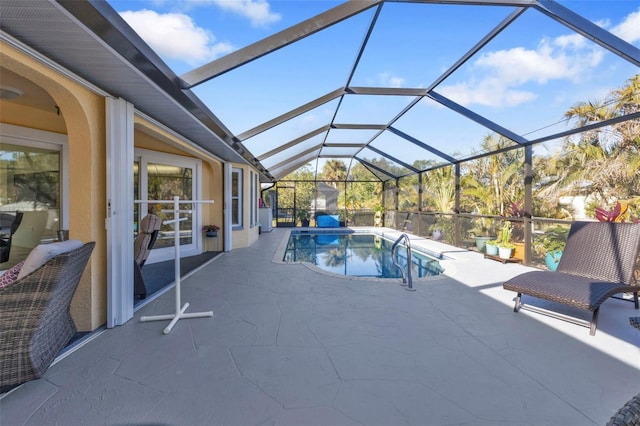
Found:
[18,239,83,279]
[134,233,152,265]
[139,214,161,233]
[0,260,25,289]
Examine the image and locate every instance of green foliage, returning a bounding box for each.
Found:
[497,221,513,248]
[534,226,569,255]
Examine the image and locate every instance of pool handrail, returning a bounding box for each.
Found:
[391,233,414,291]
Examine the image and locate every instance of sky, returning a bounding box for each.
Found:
[106,0,640,178]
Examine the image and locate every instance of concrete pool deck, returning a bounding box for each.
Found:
[1,227,639,425]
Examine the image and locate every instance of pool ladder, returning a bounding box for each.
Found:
[391,233,414,291]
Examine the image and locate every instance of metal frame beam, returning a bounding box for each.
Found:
[366,145,420,173]
[387,126,458,164]
[535,0,640,67]
[428,91,529,145]
[237,88,344,141]
[356,157,398,180]
[180,0,382,87]
[257,126,329,161]
[270,151,321,180]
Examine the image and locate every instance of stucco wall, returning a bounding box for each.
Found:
[1,42,107,331]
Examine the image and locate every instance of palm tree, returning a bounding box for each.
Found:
[551,74,640,216]
[321,160,347,187]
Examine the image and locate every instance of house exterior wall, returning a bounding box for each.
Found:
[1,41,107,331]
[1,40,262,332]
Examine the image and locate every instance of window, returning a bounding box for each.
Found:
[0,125,68,268]
[250,171,258,227]
[254,172,259,227]
[232,168,242,228]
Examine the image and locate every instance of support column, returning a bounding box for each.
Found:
[524,145,533,264]
[105,98,134,327]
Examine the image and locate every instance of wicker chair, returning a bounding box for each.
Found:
[607,393,640,426]
[0,211,23,263]
[0,242,95,393]
[503,222,640,335]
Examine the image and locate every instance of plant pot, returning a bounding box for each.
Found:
[474,236,494,252]
[432,230,443,241]
[205,231,218,237]
[545,250,562,271]
[486,244,498,256]
[513,242,525,260]
[300,219,310,227]
[498,246,513,259]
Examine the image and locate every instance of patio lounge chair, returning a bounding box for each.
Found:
[133,214,161,299]
[0,241,95,393]
[0,212,23,263]
[503,221,640,335]
[607,392,640,426]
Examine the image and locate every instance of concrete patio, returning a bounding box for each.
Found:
[1,228,639,425]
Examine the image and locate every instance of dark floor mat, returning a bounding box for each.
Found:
[136,251,220,304]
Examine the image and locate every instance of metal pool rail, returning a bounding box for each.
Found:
[391,233,414,291]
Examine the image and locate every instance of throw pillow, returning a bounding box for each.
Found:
[0,260,25,289]
[18,239,83,279]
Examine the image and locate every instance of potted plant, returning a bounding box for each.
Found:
[534,225,569,271]
[373,204,385,227]
[296,209,310,227]
[202,224,220,237]
[497,221,514,259]
[472,217,495,252]
[485,239,499,256]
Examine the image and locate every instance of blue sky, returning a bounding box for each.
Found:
[107,0,640,177]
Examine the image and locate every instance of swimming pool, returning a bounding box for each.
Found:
[283,232,443,278]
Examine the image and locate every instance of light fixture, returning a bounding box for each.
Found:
[0,86,23,100]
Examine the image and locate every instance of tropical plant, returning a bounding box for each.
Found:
[497,221,514,249]
[321,160,347,187]
[296,209,310,222]
[595,200,629,222]
[533,226,569,255]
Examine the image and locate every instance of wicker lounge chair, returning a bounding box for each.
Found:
[0,211,23,263]
[503,222,640,335]
[607,393,640,426]
[0,242,95,393]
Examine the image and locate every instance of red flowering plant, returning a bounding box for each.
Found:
[202,224,220,232]
[594,201,639,223]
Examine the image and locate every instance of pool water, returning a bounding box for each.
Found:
[284,233,443,278]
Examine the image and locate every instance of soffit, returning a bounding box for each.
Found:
[0,0,271,179]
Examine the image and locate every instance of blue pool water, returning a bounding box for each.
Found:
[284,233,443,278]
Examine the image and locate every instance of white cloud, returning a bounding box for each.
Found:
[610,8,640,44]
[181,0,280,27]
[439,35,603,108]
[377,72,406,88]
[120,9,233,66]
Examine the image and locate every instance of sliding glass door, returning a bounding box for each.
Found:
[135,149,201,263]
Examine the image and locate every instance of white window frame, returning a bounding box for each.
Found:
[0,123,69,230]
[232,168,243,229]
[135,148,202,263]
[250,171,255,227]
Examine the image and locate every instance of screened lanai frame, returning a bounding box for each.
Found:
[178,0,640,264]
[181,0,640,181]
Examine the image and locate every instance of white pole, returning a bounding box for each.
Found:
[138,196,214,334]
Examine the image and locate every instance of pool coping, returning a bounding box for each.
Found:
[272,226,454,282]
